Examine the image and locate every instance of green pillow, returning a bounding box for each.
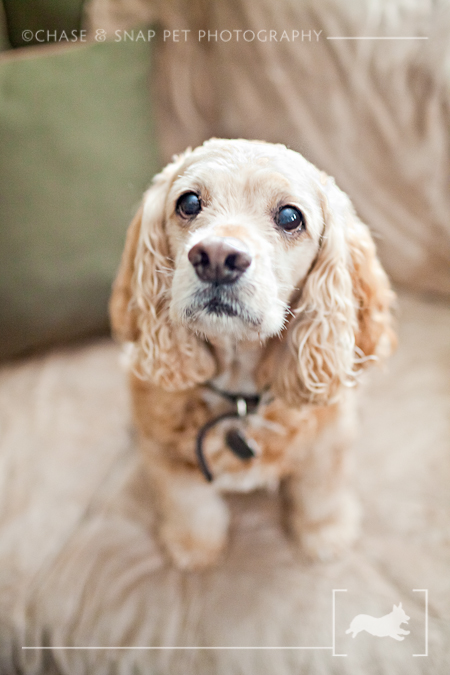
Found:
[0,2,10,51]
[0,40,159,359]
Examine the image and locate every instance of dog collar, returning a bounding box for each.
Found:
[196,384,262,482]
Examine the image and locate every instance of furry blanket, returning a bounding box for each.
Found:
[0,291,449,674]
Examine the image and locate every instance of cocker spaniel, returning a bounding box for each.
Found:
[110,138,395,570]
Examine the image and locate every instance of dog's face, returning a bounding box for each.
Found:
[165,140,323,340]
[110,138,394,399]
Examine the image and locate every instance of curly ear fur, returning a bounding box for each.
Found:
[110,153,217,391]
[271,180,395,407]
[110,207,142,342]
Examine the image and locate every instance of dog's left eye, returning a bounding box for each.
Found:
[275,206,305,232]
[176,192,202,218]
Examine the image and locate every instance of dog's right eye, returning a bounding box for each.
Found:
[176,192,202,218]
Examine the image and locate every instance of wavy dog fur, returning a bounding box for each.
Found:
[270,184,395,406]
[111,155,216,390]
[110,138,395,569]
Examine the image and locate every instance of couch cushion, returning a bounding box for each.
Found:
[0,39,159,359]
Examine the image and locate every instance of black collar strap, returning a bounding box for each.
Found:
[196,385,262,482]
[205,383,261,414]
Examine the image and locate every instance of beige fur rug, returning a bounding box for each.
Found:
[0,290,449,674]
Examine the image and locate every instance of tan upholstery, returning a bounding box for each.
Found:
[0,292,449,673]
[86,0,450,297]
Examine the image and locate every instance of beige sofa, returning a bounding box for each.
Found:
[1,1,449,673]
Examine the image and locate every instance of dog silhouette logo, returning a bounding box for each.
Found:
[346,603,410,641]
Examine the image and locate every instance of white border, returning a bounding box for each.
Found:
[21,588,428,656]
[22,589,344,653]
[412,589,428,657]
[327,36,428,40]
[332,589,348,656]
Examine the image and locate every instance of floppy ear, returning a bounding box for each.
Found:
[270,179,395,407]
[109,207,142,342]
[109,153,216,391]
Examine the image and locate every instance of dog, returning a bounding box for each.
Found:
[110,138,395,570]
[346,603,410,640]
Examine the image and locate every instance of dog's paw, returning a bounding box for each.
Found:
[161,526,227,570]
[292,494,360,562]
[159,498,230,571]
[298,518,358,562]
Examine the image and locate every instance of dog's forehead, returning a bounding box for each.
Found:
[172,141,319,201]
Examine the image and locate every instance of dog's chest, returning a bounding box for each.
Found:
[209,340,261,396]
[199,394,333,492]
[196,344,319,492]
[137,350,338,493]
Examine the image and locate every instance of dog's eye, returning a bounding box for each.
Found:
[275,206,305,232]
[176,192,202,218]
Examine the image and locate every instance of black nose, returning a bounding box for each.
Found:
[188,237,252,284]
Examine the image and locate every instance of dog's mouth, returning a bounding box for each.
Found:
[183,287,262,327]
[204,298,240,317]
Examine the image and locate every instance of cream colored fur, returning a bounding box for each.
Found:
[110,138,394,570]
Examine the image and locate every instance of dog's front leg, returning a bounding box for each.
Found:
[141,437,230,570]
[283,407,360,562]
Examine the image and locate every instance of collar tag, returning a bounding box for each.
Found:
[225,428,256,460]
[196,384,263,481]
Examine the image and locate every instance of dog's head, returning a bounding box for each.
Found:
[110,139,395,403]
